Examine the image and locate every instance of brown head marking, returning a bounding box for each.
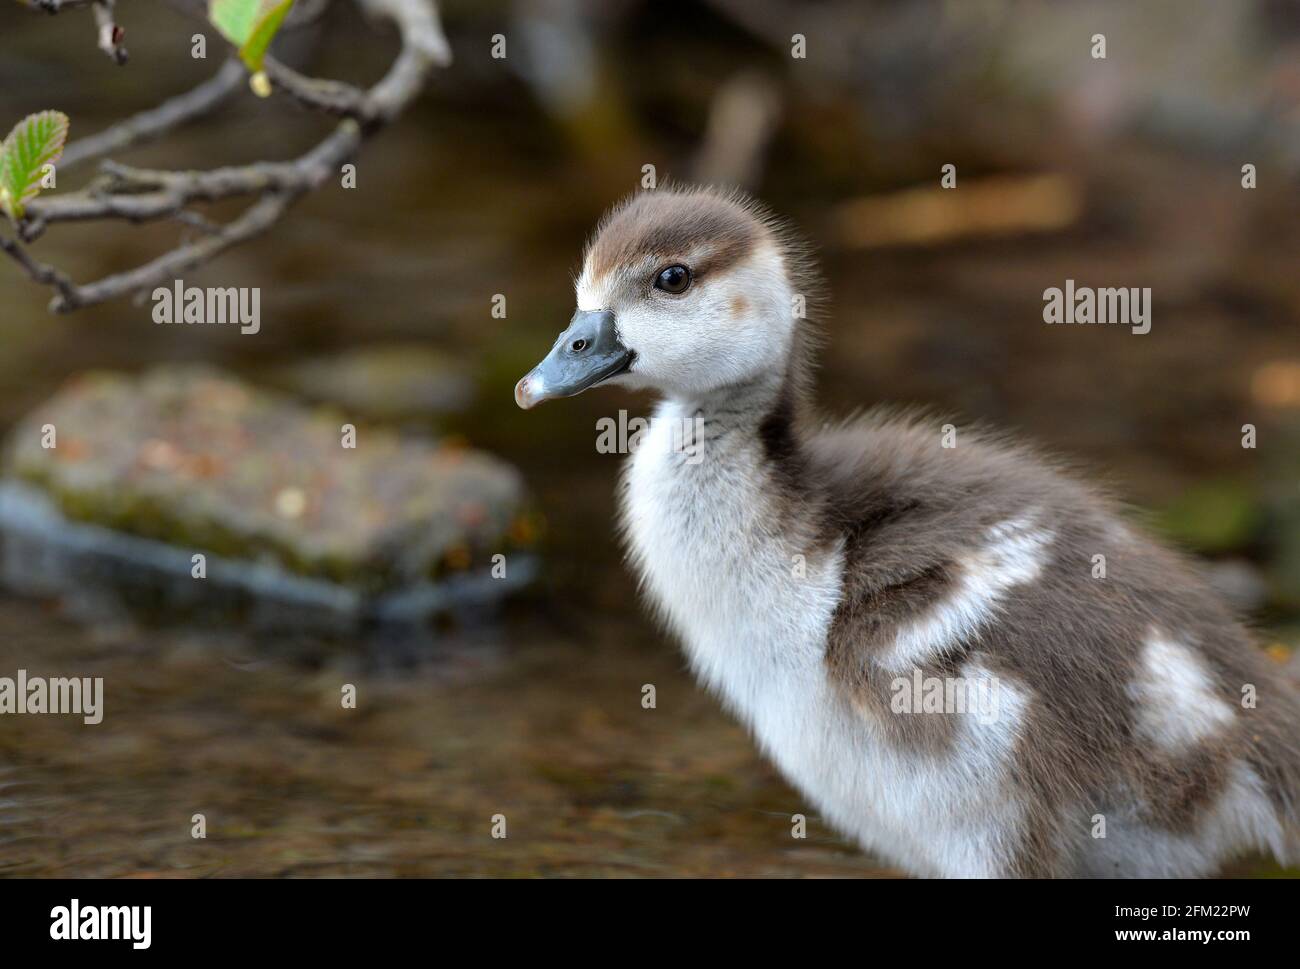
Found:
[585,188,763,285]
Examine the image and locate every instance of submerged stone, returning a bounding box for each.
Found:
[269,344,476,421]
[0,367,538,629]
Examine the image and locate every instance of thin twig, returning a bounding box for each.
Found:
[91,0,128,65]
[49,192,299,312]
[5,0,452,313]
[264,58,376,123]
[60,60,246,171]
[0,233,79,306]
[29,0,98,11]
[24,0,127,63]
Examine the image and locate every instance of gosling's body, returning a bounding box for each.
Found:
[518,186,1300,877]
[624,394,1295,876]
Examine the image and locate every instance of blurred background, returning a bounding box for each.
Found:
[0,0,1298,876]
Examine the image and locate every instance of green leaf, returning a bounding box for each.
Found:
[208,0,295,73]
[0,110,70,222]
[239,0,295,73]
[209,0,261,47]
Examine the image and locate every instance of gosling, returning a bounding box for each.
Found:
[514,185,1300,877]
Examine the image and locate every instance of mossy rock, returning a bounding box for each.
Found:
[0,366,539,615]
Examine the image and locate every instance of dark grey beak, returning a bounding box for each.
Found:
[515,309,632,409]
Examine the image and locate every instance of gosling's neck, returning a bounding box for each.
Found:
[650,335,823,528]
[659,324,816,431]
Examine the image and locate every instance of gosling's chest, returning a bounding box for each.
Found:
[619,409,842,698]
[617,409,1024,876]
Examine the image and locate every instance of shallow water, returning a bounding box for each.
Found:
[0,596,898,877]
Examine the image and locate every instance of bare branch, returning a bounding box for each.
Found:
[264,58,375,123]
[28,0,97,11]
[50,191,299,312]
[0,233,79,307]
[60,60,247,172]
[362,0,453,111]
[92,0,129,65]
[4,0,452,313]
[23,0,128,64]
[25,121,361,238]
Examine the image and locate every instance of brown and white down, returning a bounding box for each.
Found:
[514,186,1300,877]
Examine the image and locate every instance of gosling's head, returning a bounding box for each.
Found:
[515,186,814,408]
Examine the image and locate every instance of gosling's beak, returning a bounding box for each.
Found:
[515,309,632,409]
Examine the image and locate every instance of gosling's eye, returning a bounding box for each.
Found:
[654,264,691,294]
